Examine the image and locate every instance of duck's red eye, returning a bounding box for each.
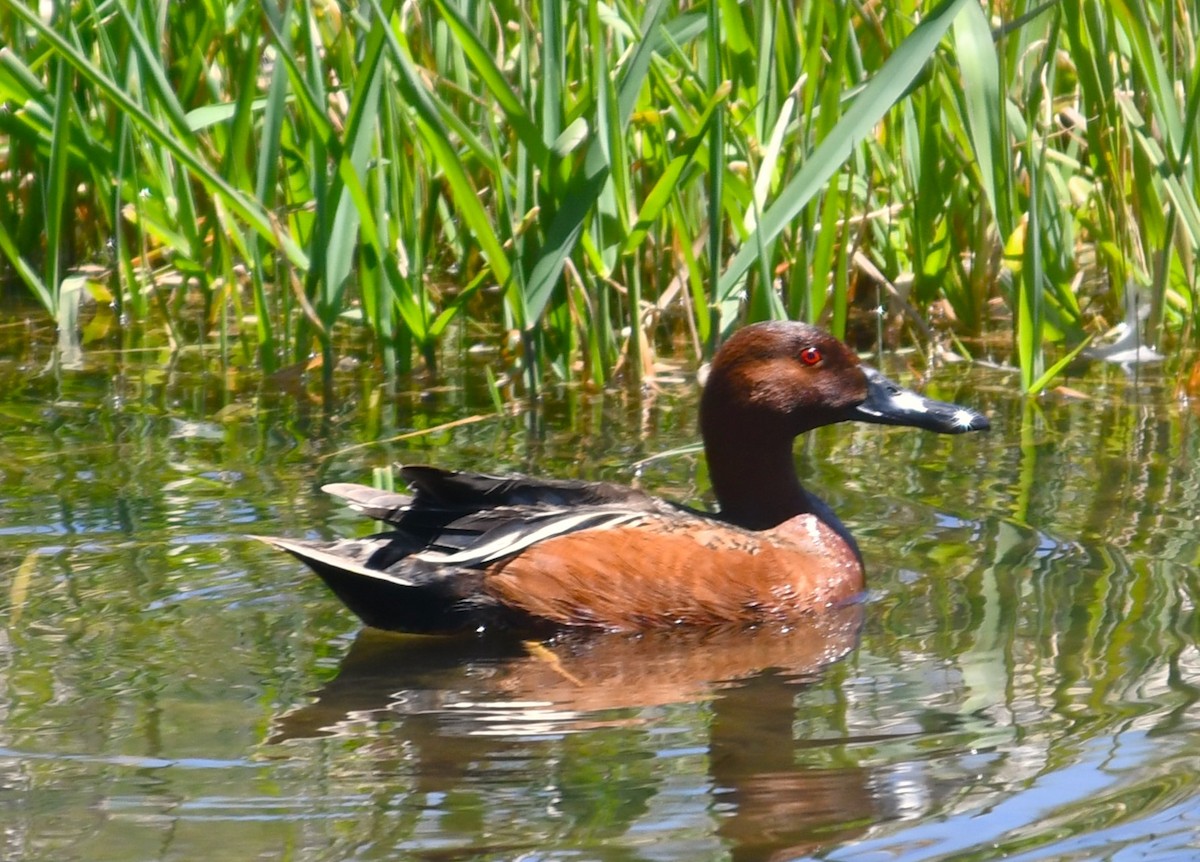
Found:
[799,346,822,366]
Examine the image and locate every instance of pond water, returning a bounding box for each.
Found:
[1,326,1198,861]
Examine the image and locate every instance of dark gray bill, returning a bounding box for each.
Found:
[852,366,990,434]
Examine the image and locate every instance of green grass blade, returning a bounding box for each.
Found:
[523,0,701,328]
[1027,336,1093,395]
[44,57,70,318]
[0,221,54,312]
[541,0,563,151]
[326,15,390,324]
[953,0,1003,232]
[524,164,610,325]
[0,46,47,103]
[616,0,675,124]
[705,0,725,349]
[1111,0,1183,164]
[110,1,197,144]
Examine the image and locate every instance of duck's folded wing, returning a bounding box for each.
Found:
[255,504,648,633]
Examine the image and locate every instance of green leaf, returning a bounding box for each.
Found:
[1027,335,1093,395]
[953,1,1002,230]
[552,117,590,157]
[44,58,71,317]
[185,98,272,132]
[0,220,53,313]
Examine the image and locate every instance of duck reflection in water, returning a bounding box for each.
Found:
[272,606,895,859]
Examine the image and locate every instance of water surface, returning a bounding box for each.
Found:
[1,333,1198,861]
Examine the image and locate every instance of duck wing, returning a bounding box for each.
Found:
[260,466,670,633]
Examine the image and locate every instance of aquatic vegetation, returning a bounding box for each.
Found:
[1,0,1197,392]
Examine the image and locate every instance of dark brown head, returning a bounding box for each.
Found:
[701,322,865,442]
[698,321,987,530]
[700,321,989,445]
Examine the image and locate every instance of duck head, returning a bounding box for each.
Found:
[699,321,988,529]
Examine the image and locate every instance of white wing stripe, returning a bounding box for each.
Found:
[414,511,642,565]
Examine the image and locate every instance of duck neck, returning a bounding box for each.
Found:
[703,430,810,530]
[704,431,860,563]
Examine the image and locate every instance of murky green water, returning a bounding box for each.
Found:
[2,327,1199,861]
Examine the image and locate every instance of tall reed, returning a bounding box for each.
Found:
[1,0,1198,392]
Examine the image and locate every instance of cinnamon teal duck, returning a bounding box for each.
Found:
[260,321,988,633]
